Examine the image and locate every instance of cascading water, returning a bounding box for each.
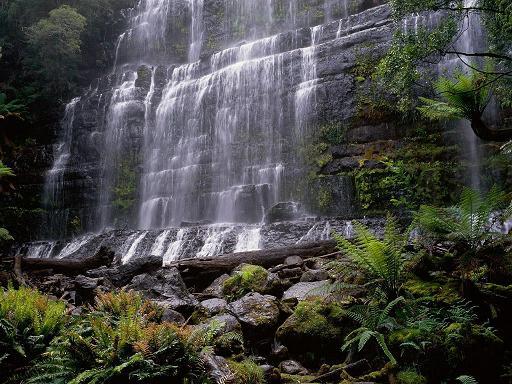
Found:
[39,0,391,262]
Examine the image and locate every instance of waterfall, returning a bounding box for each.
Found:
[41,0,389,239]
[43,97,80,238]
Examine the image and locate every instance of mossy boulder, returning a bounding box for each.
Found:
[223,264,280,300]
[444,323,504,382]
[396,369,427,384]
[403,276,460,304]
[276,298,349,363]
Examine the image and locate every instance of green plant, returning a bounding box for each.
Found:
[333,216,408,299]
[415,186,512,278]
[227,359,265,384]
[27,291,208,384]
[456,375,479,384]
[0,285,67,383]
[342,296,404,364]
[222,264,269,300]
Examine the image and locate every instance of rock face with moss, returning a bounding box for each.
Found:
[276,298,348,361]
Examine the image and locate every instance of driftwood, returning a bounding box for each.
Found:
[18,247,115,275]
[165,240,338,283]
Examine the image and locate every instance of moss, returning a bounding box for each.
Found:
[227,359,265,384]
[222,264,269,300]
[396,369,427,384]
[388,327,424,345]
[280,374,318,384]
[403,277,460,304]
[276,298,347,362]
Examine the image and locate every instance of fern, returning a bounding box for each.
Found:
[333,215,408,299]
[415,186,512,276]
[418,69,491,123]
[342,296,404,364]
[456,375,479,384]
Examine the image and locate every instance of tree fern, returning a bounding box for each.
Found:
[333,216,408,300]
[418,69,491,123]
[415,186,512,274]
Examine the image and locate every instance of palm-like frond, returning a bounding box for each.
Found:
[457,375,479,384]
[418,69,491,122]
[415,186,511,252]
[334,216,407,299]
[341,297,404,364]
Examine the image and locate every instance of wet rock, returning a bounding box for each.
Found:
[276,298,349,361]
[278,267,303,280]
[279,360,309,375]
[202,354,233,383]
[227,292,280,333]
[128,268,198,315]
[203,274,230,298]
[261,365,281,384]
[157,302,186,324]
[284,256,303,267]
[200,298,228,316]
[282,281,329,301]
[344,359,372,377]
[300,269,330,282]
[223,264,282,300]
[264,202,304,224]
[271,344,289,360]
[210,314,243,334]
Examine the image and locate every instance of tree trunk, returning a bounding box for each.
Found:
[165,240,338,284]
[18,246,115,275]
[471,113,512,141]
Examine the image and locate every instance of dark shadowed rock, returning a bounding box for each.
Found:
[279,360,309,375]
[300,269,330,282]
[284,256,303,267]
[128,268,198,314]
[203,274,230,298]
[264,202,304,224]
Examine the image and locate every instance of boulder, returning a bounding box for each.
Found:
[276,298,349,361]
[202,354,233,383]
[284,256,303,267]
[300,269,330,282]
[279,360,309,375]
[282,281,329,301]
[128,268,198,315]
[264,202,303,224]
[203,274,230,298]
[228,292,281,334]
[200,298,228,317]
[223,264,282,300]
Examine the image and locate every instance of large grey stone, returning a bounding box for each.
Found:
[282,281,329,301]
[227,292,280,331]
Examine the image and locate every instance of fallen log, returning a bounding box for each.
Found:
[18,246,115,275]
[165,240,338,284]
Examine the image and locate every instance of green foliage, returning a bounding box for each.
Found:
[27,290,209,384]
[418,69,492,122]
[342,296,404,364]
[333,216,408,299]
[456,375,479,384]
[414,186,512,275]
[0,160,15,178]
[25,6,86,96]
[112,157,138,216]
[396,369,427,384]
[227,359,265,384]
[0,92,27,120]
[222,264,269,300]
[0,285,68,383]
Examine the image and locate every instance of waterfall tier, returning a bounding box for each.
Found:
[42,0,392,239]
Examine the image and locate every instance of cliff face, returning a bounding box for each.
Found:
[4,0,499,246]
[30,0,395,239]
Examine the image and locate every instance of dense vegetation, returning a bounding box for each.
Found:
[0,0,132,148]
[2,186,512,383]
